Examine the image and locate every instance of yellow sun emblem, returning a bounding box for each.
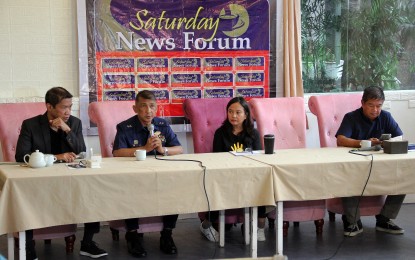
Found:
[231,142,244,152]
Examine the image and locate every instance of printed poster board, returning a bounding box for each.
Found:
[78,0,270,132]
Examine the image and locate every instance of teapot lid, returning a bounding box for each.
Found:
[33,150,44,155]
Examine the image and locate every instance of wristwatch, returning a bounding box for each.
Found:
[164,147,168,156]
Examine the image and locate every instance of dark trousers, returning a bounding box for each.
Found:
[342,195,406,223]
[125,215,179,231]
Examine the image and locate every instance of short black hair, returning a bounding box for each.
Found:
[362,86,385,103]
[135,90,156,103]
[45,87,73,107]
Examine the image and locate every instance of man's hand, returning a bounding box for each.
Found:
[144,135,163,154]
[56,152,77,162]
[49,118,71,133]
[369,138,382,146]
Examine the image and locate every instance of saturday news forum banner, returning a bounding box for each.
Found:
[86,0,270,118]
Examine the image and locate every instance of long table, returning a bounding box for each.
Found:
[0,153,275,259]
[246,147,415,255]
[2,148,415,258]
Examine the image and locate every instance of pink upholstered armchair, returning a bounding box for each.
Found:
[308,94,385,221]
[88,101,164,240]
[249,97,326,236]
[0,102,77,253]
[183,98,249,247]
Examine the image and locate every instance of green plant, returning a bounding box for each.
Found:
[302,0,415,93]
[301,0,340,93]
[340,0,413,91]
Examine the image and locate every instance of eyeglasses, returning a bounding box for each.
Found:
[67,160,87,169]
[244,148,253,154]
[79,160,87,167]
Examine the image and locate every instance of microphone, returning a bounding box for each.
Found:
[148,124,154,137]
[147,123,156,157]
[357,145,382,151]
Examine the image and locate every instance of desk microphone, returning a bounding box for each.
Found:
[148,124,155,137]
[351,145,382,152]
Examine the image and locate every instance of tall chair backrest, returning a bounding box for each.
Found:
[250,97,306,149]
[183,98,231,153]
[88,100,164,236]
[308,93,384,222]
[0,102,46,161]
[0,102,77,252]
[308,94,362,147]
[183,98,249,246]
[250,97,326,236]
[88,101,135,157]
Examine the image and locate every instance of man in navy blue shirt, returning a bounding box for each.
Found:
[113,90,183,257]
[336,86,405,237]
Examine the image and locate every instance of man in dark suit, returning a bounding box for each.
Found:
[15,87,85,163]
[15,87,107,259]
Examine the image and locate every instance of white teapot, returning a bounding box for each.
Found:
[23,150,47,168]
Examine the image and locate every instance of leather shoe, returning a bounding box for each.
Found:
[26,240,38,260]
[160,233,177,254]
[125,231,147,258]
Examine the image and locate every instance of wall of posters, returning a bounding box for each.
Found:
[80,0,269,128]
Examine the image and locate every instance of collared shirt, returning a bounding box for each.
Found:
[336,107,403,140]
[113,116,181,155]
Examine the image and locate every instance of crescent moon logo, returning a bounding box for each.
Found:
[219,4,250,38]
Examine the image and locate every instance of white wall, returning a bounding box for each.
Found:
[0,0,78,101]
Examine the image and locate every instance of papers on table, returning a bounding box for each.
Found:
[229,150,263,156]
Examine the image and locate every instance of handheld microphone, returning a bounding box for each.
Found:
[148,124,155,137]
[147,123,156,157]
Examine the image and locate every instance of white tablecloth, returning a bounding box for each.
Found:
[0,153,275,235]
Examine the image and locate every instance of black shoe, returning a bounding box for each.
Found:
[342,216,363,237]
[344,223,363,237]
[125,231,147,258]
[26,240,38,260]
[341,215,362,229]
[160,230,177,255]
[268,218,275,230]
[80,240,108,258]
[376,220,404,234]
[225,223,233,231]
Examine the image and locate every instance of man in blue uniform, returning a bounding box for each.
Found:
[336,86,405,237]
[113,90,183,258]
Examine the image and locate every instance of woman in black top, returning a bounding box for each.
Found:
[212,97,261,152]
[200,97,267,242]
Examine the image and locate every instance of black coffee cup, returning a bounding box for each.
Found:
[264,134,275,154]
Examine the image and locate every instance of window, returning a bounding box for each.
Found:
[301,0,415,93]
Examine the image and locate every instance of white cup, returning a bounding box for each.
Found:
[134,150,146,161]
[360,140,372,149]
[44,154,57,167]
[90,155,102,163]
[87,155,102,168]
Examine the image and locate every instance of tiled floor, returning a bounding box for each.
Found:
[1,204,414,259]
